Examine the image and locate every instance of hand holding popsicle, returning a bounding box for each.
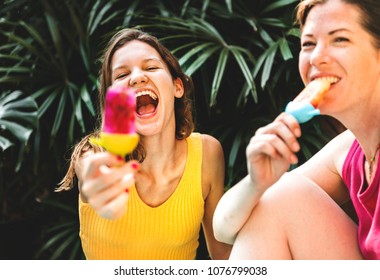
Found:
[285,79,331,123]
[241,79,332,193]
[90,85,139,158]
[84,85,139,220]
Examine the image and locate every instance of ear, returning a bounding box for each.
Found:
[174,77,184,98]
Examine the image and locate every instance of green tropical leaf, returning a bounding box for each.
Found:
[210,48,229,106]
[261,0,299,14]
[225,0,233,13]
[50,90,67,139]
[35,88,59,118]
[261,43,278,88]
[279,37,293,60]
[80,84,96,117]
[19,21,54,61]
[0,91,38,139]
[185,46,220,76]
[123,0,141,26]
[228,130,244,168]
[178,42,215,66]
[0,66,31,73]
[88,1,113,35]
[0,136,14,151]
[229,46,256,101]
[0,91,38,170]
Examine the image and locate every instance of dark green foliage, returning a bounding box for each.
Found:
[0,0,341,259]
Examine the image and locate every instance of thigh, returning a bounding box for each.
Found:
[230,173,363,260]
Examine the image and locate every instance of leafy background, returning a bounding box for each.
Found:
[0,0,342,259]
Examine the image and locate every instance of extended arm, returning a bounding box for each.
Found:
[213,113,301,244]
[76,151,139,220]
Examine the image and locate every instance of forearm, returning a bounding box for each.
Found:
[213,175,264,244]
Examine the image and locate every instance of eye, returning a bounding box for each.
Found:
[115,72,130,80]
[146,66,159,71]
[301,40,315,49]
[334,36,349,43]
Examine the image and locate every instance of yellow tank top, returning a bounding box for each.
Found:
[79,133,204,259]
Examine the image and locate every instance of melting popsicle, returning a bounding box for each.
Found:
[284,78,331,123]
[90,85,139,158]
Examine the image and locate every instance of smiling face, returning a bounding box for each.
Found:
[110,40,184,136]
[298,0,380,117]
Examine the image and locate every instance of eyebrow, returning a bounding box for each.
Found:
[142,57,164,64]
[302,28,353,38]
[112,57,164,72]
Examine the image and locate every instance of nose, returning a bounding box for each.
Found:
[309,42,331,66]
[129,68,148,86]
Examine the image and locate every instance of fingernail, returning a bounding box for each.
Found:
[293,142,300,151]
[290,155,298,164]
[295,128,301,138]
[131,162,139,170]
[116,155,124,161]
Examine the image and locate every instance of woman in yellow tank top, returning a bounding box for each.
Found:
[58,28,231,260]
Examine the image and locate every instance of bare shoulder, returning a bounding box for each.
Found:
[293,129,355,201]
[297,129,354,165]
[201,133,221,148]
[200,134,225,195]
[200,134,224,160]
[316,129,355,165]
[325,129,355,149]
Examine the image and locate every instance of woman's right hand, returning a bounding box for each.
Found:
[246,112,301,193]
[77,152,139,220]
[213,113,302,244]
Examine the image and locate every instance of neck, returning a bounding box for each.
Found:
[140,133,185,169]
[366,144,380,182]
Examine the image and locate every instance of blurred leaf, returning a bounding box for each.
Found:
[0,137,14,151]
[0,90,38,170]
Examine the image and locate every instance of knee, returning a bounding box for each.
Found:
[260,172,322,208]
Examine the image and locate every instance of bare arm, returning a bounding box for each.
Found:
[201,134,232,259]
[213,113,301,244]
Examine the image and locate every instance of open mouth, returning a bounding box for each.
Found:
[136,90,159,116]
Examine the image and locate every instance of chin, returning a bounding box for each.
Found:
[135,122,162,137]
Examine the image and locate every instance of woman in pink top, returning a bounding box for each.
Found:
[213,0,380,259]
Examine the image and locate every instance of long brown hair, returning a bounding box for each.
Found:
[57,28,195,191]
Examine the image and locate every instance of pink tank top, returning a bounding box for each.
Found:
[342,140,380,259]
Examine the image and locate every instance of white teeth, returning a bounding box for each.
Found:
[135,90,158,100]
[316,76,339,84]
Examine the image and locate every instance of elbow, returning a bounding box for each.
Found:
[213,215,236,245]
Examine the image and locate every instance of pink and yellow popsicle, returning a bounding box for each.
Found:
[90,85,139,158]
